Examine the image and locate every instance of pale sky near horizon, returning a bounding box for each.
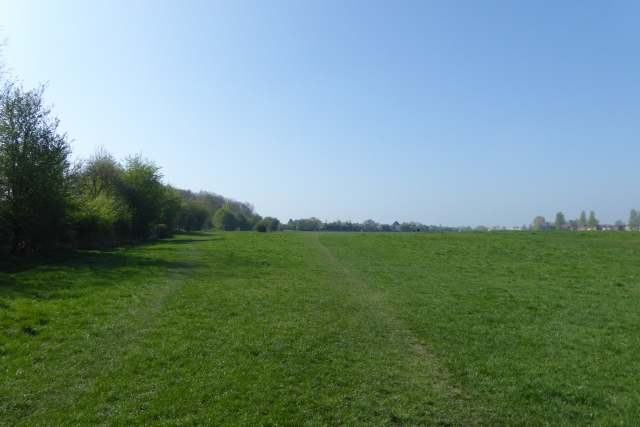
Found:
[1,1,639,227]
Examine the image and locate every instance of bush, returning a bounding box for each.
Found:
[262,217,280,232]
[254,221,267,232]
[70,195,126,245]
[399,223,413,232]
[179,200,210,231]
[212,207,237,231]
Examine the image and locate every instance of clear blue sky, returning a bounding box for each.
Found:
[1,1,639,226]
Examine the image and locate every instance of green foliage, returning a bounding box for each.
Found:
[252,217,279,233]
[554,212,566,229]
[154,223,168,238]
[399,222,414,232]
[379,223,392,232]
[70,194,129,245]
[588,210,599,229]
[179,199,210,231]
[323,220,357,232]
[121,155,164,238]
[80,148,123,199]
[262,217,280,232]
[159,186,183,231]
[578,210,587,230]
[234,211,250,231]
[629,209,639,231]
[532,215,547,230]
[212,206,237,231]
[253,220,267,232]
[0,54,269,251]
[0,83,71,253]
[361,219,379,232]
[296,217,322,231]
[0,203,10,253]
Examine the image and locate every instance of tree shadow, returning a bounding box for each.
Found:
[0,231,257,303]
[160,238,224,244]
[0,241,205,301]
[0,232,226,273]
[171,231,214,237]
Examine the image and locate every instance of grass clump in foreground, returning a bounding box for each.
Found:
[1,231,639,425]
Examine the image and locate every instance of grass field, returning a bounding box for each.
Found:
[1,231,639,426]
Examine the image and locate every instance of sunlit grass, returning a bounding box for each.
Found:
[1,231,639,425]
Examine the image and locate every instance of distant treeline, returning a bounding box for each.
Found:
[279,218,463,232]
[531,211,635,231]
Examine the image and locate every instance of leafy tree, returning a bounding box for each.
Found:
[159,185,183,231]
[234,212,250,231]
[68,148,131,244]
[361,219,379,232]
[179,199,210,231]
[532,216,547,231]
[212,205,237,231]
[399,222,413,232]
[261,217,280,232]
[578,211,587,230]
[121,154,164,238]
[0,83,71,253]
[628,209,639,231]
[587,211,599,229]
[70,193,129,245]
[296,217,322,231]
[81,148,123,198]
[554,212,566,230]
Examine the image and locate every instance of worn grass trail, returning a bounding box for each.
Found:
[1,232,467,426]
[318,231,640,426]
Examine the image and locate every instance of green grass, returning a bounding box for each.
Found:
[1,231,639,425]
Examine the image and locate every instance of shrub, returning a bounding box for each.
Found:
[212,207,237,231]
[70,194,126,245]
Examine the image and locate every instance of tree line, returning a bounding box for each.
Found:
[531,210,636,231]
[0,65,280,255]
[278,218,464,232]
[3,48,637,257]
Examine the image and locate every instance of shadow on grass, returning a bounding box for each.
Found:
[0,232,224,274]
[162,238,224,244]
[0,236,216,301]
[171,230,215,237]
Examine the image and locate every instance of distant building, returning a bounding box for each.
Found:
[599,224,624,231]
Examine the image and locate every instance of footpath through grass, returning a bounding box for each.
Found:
[1,231,639,426]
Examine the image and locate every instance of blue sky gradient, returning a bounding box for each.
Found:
[1,1,639,226]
